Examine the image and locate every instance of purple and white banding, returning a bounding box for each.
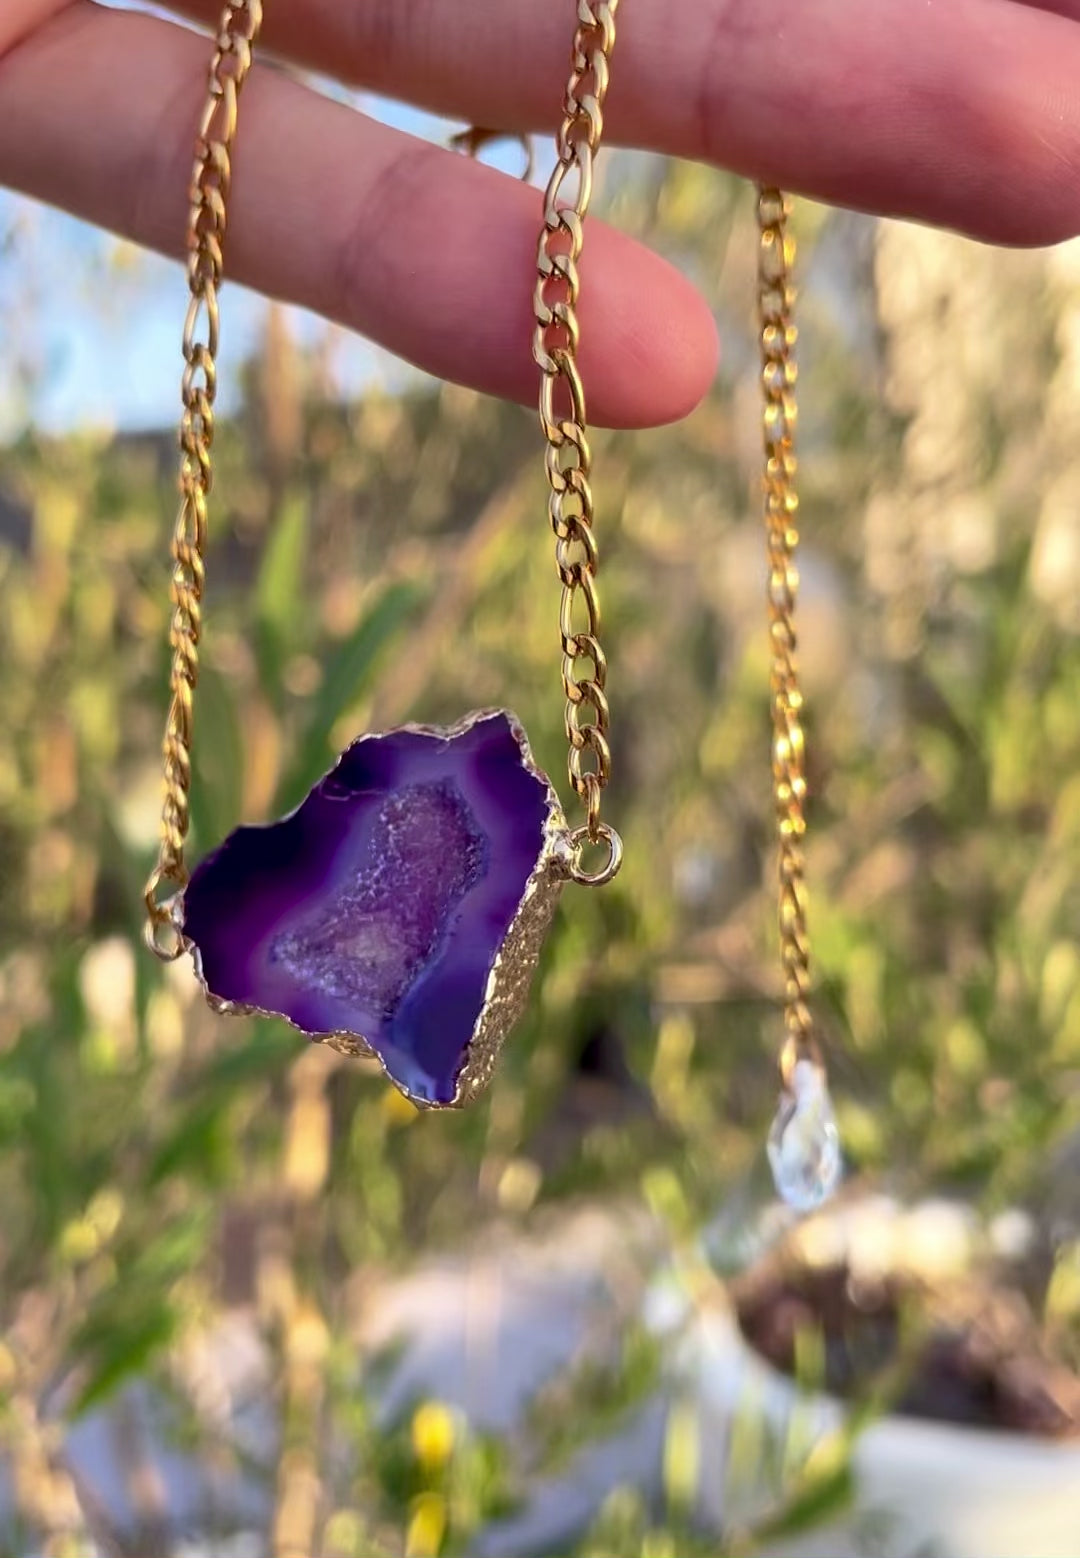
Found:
[182,712,561,1105]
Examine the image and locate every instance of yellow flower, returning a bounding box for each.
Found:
[405,1491,447,1557]
[411,1400,456,1470]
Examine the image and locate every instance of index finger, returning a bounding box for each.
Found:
[0,2,719,429]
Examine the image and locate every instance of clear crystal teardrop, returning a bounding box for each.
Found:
[768,1059,842,1212]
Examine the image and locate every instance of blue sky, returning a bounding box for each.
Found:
[0,188,392,437]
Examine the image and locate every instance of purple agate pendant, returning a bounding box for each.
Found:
[180,711,570,1107]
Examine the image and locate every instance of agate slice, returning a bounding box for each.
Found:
[181,711,568,1106]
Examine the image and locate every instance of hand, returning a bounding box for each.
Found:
[2,0,1077,429]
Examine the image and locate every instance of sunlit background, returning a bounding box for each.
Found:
[2,70,1080,1558]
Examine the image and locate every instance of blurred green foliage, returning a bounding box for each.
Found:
[1,159,1080,1553]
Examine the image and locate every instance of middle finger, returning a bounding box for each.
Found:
[172,0,1080,247]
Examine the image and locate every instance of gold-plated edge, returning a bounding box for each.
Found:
[179,709,570,1107]
[449,807,569,1108]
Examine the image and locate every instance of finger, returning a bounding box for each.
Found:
[0,0,67,55]
[1013,0,1080,14]
[0,4,718,430]
[170,0,1080,247]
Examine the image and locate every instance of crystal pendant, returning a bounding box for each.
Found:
[767,1059,842,1212]
[180,711,568,1109]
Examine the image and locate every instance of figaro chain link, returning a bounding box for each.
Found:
[533,0,623,887]
[756,185,821,1084]
[144,0,264,959]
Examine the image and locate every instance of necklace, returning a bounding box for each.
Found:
[141,0,840,1210]
[755,188,842,1209]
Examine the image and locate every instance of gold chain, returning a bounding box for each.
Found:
[756,187,820,1086]
[533,0,623,888]
[147,0,624,939]
[144,0,264,959]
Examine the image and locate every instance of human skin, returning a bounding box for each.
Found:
[2,0,1080,428]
